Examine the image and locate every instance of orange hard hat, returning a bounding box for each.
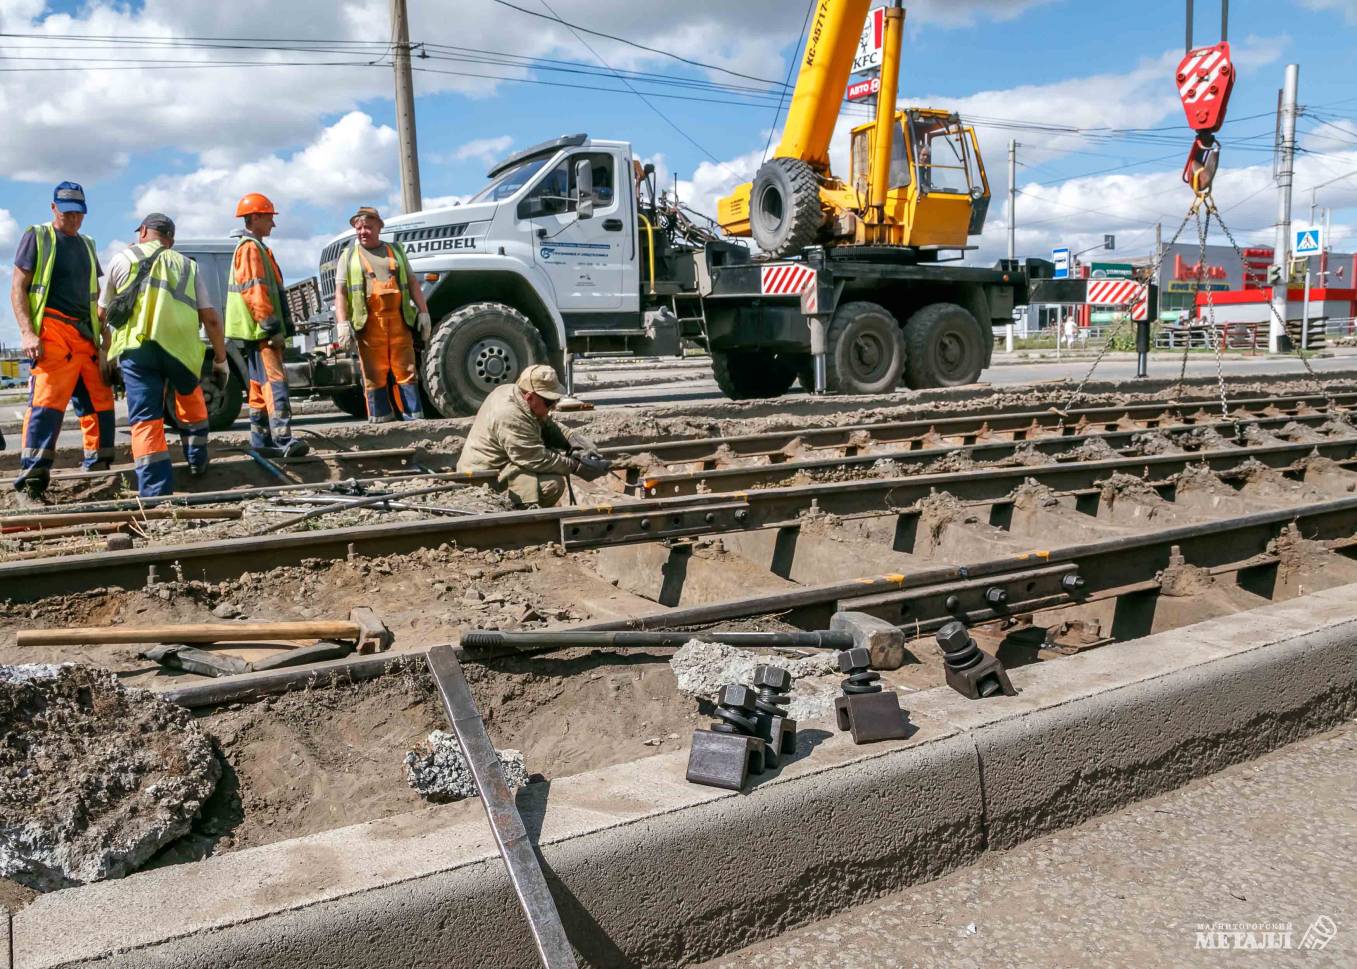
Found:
[235,192,277,218]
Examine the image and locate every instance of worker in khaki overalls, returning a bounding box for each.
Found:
[457,365,611,508]
[334,206,432,422]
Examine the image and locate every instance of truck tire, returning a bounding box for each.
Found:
[424,302,548,417]
[711,350,797,400]
[328,386,368,420]
[825,301,905,395]
[750,157,823,258]
[903,302,986,388]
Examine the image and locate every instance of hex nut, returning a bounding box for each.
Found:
[752,664,791,690]
[935,621,972,654]
[717,683,758,710]
[837,646,873,673]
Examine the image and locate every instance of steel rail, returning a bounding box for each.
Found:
[3,437,1354,603]
[631,409,1355,498]
[150,494,1357,709]
[595,390,1357,468]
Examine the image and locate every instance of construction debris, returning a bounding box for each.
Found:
[0,664,219,891]
[404,729,529,803]
[669,640,840,722]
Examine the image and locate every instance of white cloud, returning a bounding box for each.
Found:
[132,112,397,240]
[1298,0,1357,22]
[450,136,514,167]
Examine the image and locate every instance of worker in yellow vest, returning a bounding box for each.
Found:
[333,206,432,422]
[10,181,115,498]
[224,192,307,457]
[101,213,228,496]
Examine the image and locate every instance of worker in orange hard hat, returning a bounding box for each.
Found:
[333,206,432,423]
[224,192,307,457]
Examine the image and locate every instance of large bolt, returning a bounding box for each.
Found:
[984,587,1008,606]
[711,684,760,735]
[838,647,882,695]
[1061,573,1087,593]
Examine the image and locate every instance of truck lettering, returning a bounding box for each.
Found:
[405,237,478,256]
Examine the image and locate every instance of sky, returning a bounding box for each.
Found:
[0,0,1354,343]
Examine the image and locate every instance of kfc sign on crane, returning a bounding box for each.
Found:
[851,6,885,74]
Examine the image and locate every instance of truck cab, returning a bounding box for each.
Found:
[316,134,667,416]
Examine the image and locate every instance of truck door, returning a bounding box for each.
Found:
[520,150,626,311]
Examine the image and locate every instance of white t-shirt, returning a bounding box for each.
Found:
[99,246,212,311]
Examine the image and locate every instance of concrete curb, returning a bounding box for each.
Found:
[3,908,11,969]
[14,587,1357,969]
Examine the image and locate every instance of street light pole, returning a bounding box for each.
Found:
[1006,139,1016,353]
[1269,64,1299,353]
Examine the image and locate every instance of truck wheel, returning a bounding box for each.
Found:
[825,301,905,395]
[711,351,797,400]
[424,302,548,416]
[750,157,823,258]
[903,303,986,388]
[328,386,368,420]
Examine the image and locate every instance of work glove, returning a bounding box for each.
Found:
[210,357,230,392]
[572,451,613,482]
[336,320,354,350]
[98,349,117,385]
[417,311,432,343]
[267,332,287,352]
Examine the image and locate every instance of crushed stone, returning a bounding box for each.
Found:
[0,663,219,891]
[405,730,529,802]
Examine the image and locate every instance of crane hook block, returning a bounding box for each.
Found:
[1175,42,1235,135]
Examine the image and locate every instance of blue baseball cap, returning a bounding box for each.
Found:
[52,181,87,214]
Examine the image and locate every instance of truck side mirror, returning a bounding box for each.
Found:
[574,158,595,220]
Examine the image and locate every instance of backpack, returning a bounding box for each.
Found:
[105,248,168,330]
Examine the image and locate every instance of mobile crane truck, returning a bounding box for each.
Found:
[288,0,1101,419]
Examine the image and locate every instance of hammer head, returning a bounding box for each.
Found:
[349,607,394,654]
[830,611,908,671]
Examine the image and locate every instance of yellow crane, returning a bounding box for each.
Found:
[717,0,990,258]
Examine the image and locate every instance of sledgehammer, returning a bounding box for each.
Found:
[17,606,394,655]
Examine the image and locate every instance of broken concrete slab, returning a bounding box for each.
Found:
[669,640,840,722]
[404,730,529,803]
[0,664,219,892]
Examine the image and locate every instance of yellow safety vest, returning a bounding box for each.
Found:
[106,242,205,377]
[26,223,99,336]
[341,241,418,332]
[225,236,284,341]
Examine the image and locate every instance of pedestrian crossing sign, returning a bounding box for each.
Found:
[1294,227,1323,257]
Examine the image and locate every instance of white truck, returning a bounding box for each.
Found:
[290,132,1061,418]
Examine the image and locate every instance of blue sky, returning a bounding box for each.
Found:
[0,0,1353,343]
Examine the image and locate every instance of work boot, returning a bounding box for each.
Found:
[280,439,311,459]
[368,413,397,425]
[14,479,47,508]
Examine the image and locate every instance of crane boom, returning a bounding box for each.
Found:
[774,0,872,171]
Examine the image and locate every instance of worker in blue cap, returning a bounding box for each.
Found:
[10,181,114,499]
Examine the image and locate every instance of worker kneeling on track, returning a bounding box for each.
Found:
[456,365,611,509]
[102,213,228,497]
[333,206,432,423]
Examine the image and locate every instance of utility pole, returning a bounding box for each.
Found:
[1006,138,1016,352]
[1269,64,1299,353]
[391,0,422,213]
[1153,221,1163,288]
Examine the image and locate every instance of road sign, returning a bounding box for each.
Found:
[851,6,885,74]
[1294,226,1324,257]
[1088,262,1135,279]
[1052,247,1070,280]
[847,76,881,102]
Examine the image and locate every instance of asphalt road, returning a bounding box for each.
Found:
[698,721,1357,969]
[8,351,1357,444]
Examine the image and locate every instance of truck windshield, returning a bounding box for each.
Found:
[469,156,553,203]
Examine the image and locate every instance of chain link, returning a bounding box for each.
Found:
[1062,211,1194,410]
